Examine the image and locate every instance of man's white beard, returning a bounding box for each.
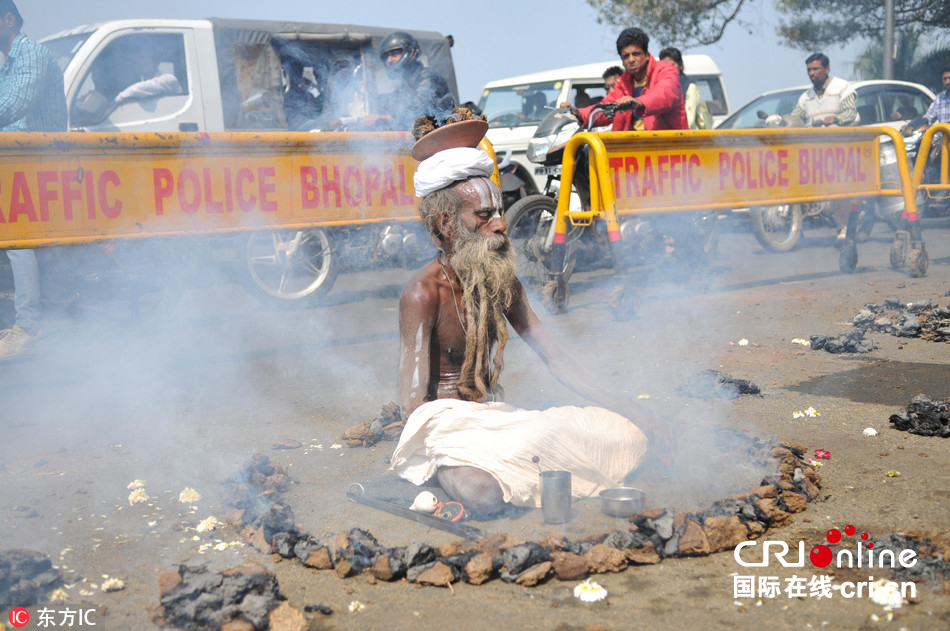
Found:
[449,224,517,401]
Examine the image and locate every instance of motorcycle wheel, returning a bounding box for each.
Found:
[239,229,339,306]
[749,204,804,252]
[505,194,576,285]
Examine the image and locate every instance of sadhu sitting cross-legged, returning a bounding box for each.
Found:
[389,111,674,515]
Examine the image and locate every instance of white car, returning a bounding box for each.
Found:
[716,80,935,131]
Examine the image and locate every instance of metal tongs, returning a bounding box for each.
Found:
[346,483,487,541]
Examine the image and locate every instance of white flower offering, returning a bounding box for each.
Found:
[573,578,608,602]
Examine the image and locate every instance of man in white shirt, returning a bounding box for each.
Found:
[789,53,857,127]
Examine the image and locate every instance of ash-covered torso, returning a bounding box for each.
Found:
[414,257,499,403]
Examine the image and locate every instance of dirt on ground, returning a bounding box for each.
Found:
[2,220,950,630]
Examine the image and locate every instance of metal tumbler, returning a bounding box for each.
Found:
[540,470,572,524]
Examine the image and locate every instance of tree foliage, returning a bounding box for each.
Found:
[586,0,950,53]
[855,28,950,90]
[585,0,753,47]
[776,0,950,51]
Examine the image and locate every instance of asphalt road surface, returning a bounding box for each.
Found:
[2,215,949,630]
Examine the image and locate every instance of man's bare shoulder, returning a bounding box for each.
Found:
[400,259,443,312]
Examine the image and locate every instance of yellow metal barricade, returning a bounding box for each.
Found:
[0,131,500,249]
[911,122,950,208]
[544,126,925,304]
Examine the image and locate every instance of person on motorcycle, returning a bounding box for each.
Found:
[592,65,623,105]
[659,46,702,130]
[391,117,671,514]
[364,31,456,130]
[904,64,950,133]
[786,53,858,128]
[575,27,687,131]
[768,54,858,240]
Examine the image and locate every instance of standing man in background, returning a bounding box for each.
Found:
[0,0,68,360]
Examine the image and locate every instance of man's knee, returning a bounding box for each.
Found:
[437,466,506,515]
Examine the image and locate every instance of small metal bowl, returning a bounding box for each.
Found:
[599,487,646,518]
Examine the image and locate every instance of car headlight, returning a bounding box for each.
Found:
[879,142,897,167]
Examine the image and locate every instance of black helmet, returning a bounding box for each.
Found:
[379,31,420,77]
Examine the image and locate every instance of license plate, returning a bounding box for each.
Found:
[534,165,562,176]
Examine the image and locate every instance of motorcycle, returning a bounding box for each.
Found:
[748,110,899,252]
[18,221,432,322]
[505,103,719,309]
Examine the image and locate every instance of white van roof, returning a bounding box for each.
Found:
[482,54,722,88]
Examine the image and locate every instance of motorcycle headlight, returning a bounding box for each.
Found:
[526,136,553,163]
[879,142,897,167]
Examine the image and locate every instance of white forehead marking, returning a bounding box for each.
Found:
[459,178,503,215]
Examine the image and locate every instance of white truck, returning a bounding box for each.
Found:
[41,18,458,134]
[477,56,730,204]
[28,19,460,306]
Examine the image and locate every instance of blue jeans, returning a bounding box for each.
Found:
[6,249,41,333]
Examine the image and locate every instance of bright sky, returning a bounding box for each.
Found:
[21,0,863,110]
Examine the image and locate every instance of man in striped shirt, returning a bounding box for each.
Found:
[0,0,67,360]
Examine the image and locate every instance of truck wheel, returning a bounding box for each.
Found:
[239,229,339,306]
[749,204,803,252]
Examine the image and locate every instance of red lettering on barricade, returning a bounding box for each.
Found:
[178,168,201,214]
[688,154,702,192]
[381,166,398,206]
[85,171,96,218]
[344,166,362,206]
[656,154,670,195]
[223,167,235,211]
[237,167,255,211]
[99,170,121,218]
[301,166,319,209]
[847,147,866,182]
[154,168,174,214]
[718,152,731,191]
[62,171,82,220]
[626,156,642,197]
[641,156,656,196]
[258,167,277,211]
[321,166,341,208]
[364,166,380,206]
[669,154,682,193]
[397,165,414,204]
[9,172,37,222]
[777,149,789,186]
[203,168,224,213]
[37,171,58,221]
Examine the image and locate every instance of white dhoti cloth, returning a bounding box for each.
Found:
[390,399,649,507]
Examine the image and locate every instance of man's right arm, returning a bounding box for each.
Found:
[398,275,438,416]
[114,74,182,104]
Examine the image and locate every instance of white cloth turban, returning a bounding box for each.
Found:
[413,147,494,197]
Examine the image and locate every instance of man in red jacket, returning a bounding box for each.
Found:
[578,27,687,131]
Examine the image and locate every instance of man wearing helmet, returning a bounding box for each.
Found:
[367,31,455,130]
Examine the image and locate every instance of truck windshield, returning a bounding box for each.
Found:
[41,34,93,72]
[478,81,561,128]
